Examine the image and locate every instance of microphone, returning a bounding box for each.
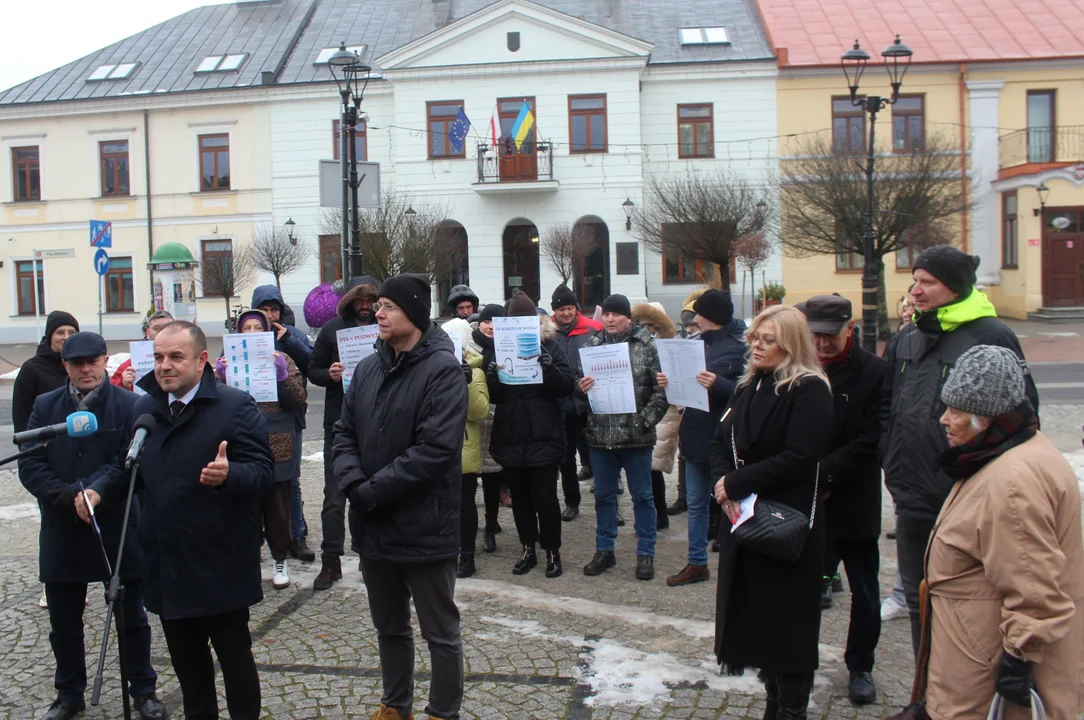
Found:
[13,411,98,445]
[124,415,156,469]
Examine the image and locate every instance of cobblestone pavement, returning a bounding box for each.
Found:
[1,410,1082,720]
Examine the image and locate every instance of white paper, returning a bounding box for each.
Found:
[128,341,155,396]
[730,493,758,533]
[579,342,638,415]
[223,332,278,402]
[654,338,709,412]
[441,325,464,361]
[337,325,380,391]
[492,316,542,385]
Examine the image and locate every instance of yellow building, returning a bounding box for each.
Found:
[756,0,1084,320]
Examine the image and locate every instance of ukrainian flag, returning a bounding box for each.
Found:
[510,101,535,152]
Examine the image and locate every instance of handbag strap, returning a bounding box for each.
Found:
[731,426,820,529]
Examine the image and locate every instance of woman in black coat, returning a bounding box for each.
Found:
[711,305,833,720]
[12,311,79,433]
[487,291,574,578]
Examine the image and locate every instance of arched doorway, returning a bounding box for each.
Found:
[573,216,610,312]
[503,218,540,302]
[435,221,469,315]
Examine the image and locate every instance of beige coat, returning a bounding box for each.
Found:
[924,432,1084,720]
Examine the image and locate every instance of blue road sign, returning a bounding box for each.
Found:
[90,220,112,248]
[94,248,110,276]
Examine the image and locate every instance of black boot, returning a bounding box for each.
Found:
[635,555,655,581]
[483,529,497,554]
[512,545,537,575]
[545,550,563,578]
[43,699,85,720]
[289,537,316,562]
[312,554,342,591]
[457,553,475,579]
[820,578,834,610]
[583,550,616,576]
[651,471,669,530]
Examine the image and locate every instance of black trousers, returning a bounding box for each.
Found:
[459,473,479,553]
[831,538,881,672]
[262,481,292,562]
[46,581,157,704]
[320,424,346,558]
[896,514,936,657]
[762,671,814,720]
[559,413,586,507]
[160,608,261,720]
[507,464,562,550]
[650,471,667,520]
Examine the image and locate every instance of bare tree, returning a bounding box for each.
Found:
[248,224,309,291]
[731,231,775,312]
[318,187,456,283]
[780,132,967,334]
[541,221,594,286]
[198,240,257,323]
[632,170,773,290]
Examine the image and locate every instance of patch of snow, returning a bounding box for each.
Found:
[302,451,324,463]
[0,503,40,522]
[1,368,19,380]
[1038,332,1079,338]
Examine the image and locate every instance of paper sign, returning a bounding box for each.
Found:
[441,325,464,361]
[337,325,380,391]
[128,341,155,396]
[223,332,278,402]
[493,316,542,385]
[579,342,638,415]
[655,338,709,412]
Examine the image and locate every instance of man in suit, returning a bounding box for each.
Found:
[79,321,274,720]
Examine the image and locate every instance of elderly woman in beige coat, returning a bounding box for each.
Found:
[921,345,1084,720]
[632,302,679,531]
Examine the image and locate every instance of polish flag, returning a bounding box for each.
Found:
[489,105,501,147]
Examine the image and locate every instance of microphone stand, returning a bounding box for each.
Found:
[90,460,140,720]
[0,441,50,467]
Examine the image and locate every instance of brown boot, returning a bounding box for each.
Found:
[369,704,414,720]
[666,563,710,587]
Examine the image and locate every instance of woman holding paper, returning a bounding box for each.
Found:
[214,309,308,591]
[709,305,832,719]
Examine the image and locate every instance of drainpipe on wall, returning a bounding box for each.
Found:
[959,63,969,253]
[144,109,154,304]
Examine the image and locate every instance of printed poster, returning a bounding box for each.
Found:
[128,340,155,397]
[223,332,278,402]
[492,315,542,385]
[578,342,637,415]
[337,325,380,391]
[654,338,710,412]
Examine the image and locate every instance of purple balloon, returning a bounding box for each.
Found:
[303,284,342,329]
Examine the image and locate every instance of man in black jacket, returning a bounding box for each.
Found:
[21,332,167,720]
[882,246,1039,657]
[79,321,274,720]
[333,274,467,720]
[308,275,379,589]
[804,295,886,705]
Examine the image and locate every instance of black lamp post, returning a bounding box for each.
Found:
[841,35,913,350]
[329,42,372,281]
[284,217,297,246]
[1034,182,1050,217]
[622,197,635,231]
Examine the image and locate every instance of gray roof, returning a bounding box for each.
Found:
[1,0,774,107]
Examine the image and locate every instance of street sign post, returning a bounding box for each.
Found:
[94,248,110,334]
[90,220,112,248]
[30,248,76,340]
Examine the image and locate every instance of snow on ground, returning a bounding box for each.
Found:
[0,502,40,522]
[302,451,324,463]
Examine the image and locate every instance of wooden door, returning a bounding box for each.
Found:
[498,97,537,182]
[1042,208,1084,307]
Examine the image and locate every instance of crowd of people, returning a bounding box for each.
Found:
[11,244,1084,720]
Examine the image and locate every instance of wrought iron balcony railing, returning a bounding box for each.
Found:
[476,139,554,184]
[999,125,1084,168]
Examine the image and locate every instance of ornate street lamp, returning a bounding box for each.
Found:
[622,197,635,231]
[284,217,296,246]
[329,42,373,280]
[1034,182,1050,217]
[840,36,913,350]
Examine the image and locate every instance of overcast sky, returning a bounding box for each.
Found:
[0,0,235,93]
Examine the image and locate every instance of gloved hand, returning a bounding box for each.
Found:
[462,361,473,384]
[538,348,553,368]
[214,355,227,383]
[274,353,288,382]
[343,479,370,509]
[485,362,500,380]
[46,485,77,519]
[996,651,1033,708]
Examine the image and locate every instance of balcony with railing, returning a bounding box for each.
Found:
[473,138,557,193]
[999,126,1084,171]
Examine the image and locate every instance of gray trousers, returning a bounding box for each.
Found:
[895,514,936,658]
[361,557,463,719]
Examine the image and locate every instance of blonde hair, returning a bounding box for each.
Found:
[738,305,830,394]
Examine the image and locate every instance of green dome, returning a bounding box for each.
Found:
[149,242,198,268]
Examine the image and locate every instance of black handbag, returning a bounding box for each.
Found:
[729,426,818,563]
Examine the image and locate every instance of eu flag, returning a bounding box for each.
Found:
[449,108,472,154]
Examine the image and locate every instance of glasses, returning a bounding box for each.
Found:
[748,332,777,348]
[373,302,401,314]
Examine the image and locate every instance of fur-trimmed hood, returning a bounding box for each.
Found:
[631,303,676,339]
[337,275,379,321]
[539,314,558,341]
[681,287,709,313]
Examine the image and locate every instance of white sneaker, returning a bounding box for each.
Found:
[273,560,290,589]
[880,596,908,621]
[39,588,48,608]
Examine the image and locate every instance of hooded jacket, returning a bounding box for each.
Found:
[881,289,1039,521]
[466,324,502,475]
[447,284,479,314]
[551,311,602,415]
[250,285,313,377]
[12,311,79,433]
[576,322,668,450]
[332,324,468,562]
[678,318,748,464]
[309,276,379,427]
[462,353,491,475]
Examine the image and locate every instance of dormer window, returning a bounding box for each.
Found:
[679,27,730,45]
[87,63,138,81]
[195,54,248,73]
[314,45,366,64]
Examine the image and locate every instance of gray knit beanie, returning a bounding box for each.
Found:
[941,345,1026,418]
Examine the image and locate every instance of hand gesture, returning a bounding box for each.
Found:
[538,349,553,367]
[696,371,717,389]
[75,489,101,524]
[579,376,596,393]
[200,442,230,487]
[656,372,668,389]
[329,362,344,383]
[122,366,137,390]
[271,322,288,341]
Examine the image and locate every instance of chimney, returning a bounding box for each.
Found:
[261,71,275,86]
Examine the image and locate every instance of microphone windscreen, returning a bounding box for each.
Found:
[133,414,156,433]
[66,412,98,438]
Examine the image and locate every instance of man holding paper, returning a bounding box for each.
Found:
[577,294,668,581]
[112,311,173,390]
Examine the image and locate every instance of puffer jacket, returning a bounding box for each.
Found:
[881,289,1039,521]
[576,322,668,450]
[462,353,490,475]
[467,324,502,475]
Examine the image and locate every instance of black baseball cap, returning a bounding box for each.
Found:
[804,295,853,335]
[61,332,108,361]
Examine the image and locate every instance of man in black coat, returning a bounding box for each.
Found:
[804,295,886,705]
[309,274,379,589]
[333,274,468,720]
[79,321,274,720]
[20,332,167,720]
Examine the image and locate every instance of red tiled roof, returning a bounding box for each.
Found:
[755,0,1084,67]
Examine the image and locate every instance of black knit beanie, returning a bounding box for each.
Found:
[506,290,537,318]
[45,310,80,342]
[551,284,578,311]
[478,303,505,324]
[912,246,980,298]
[378,274,431,330]
[693,290,734,326]
[601,294,632,319]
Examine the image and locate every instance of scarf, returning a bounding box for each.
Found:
[939,401,1038,481]
[68,374,108,412]
[821,332,854,367]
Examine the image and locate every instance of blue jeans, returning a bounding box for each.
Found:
[590,447,656,557]
[685,459,713,565]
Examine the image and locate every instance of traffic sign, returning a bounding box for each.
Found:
[90,220,112,248]
[35,248,76,259]
[94,248,110,276]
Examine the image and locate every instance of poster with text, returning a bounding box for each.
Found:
[337,325,380,391]
[128,341,156,396]
[492,315,542,385]
[223,332,278,402]
[579,342,637,414]
[441,325,464,361]
[654,338,710,412]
